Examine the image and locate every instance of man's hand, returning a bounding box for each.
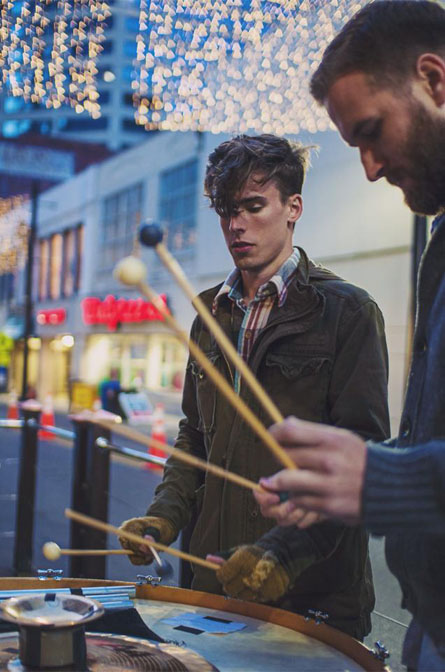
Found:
[118,515,175,566]
[254,417,367,526]
[206,546,289,603]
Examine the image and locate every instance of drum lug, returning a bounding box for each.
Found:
[37,569,64,580]
[136,574,162,586]
[304,609,329,625]
[372,641,390,661]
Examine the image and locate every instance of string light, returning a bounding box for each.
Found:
[0,196,30,275]
[0,0,110,116]
[133,0,369,134]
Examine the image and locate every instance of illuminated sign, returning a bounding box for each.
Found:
[0,332,13,366]
[36,309,66,326]
[81,295,167,331]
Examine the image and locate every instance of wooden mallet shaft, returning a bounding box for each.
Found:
[135,280,294,470]
[97,419,264,493]
[65,509,220,571]
[62,548,130,556]
[63,546,164,565]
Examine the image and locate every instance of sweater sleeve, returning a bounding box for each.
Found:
[363,441,445,534]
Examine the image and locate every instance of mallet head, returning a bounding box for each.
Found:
[114,255,147,286]
[139,221,164,247]
[43,542,61,561]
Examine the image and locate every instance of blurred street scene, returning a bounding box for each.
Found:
[0,2,427,670]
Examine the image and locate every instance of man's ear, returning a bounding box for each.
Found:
[416,53,445,107]
[288,194,303,227]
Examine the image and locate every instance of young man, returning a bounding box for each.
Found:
[255,2,445,668]
[119,134,389,639]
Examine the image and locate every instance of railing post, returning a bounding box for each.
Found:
[13,400,42,576]
[70,417,111,578]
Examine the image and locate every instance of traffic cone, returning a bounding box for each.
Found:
[6,391,19,420]
[92,397,102,412]
[39,395,55,440]
[146,403,167,471]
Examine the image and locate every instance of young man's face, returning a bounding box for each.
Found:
[219,175,302,276]
[325,70,445,215]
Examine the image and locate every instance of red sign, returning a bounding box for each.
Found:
[81,295,167,331]
[36,308,66,326]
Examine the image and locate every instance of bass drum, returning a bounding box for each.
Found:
[0,578,388,671]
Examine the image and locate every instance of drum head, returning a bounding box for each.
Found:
[0,632,219,671]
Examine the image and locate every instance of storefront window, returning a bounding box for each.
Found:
[158,159,198,255]
[83,332,186,392]
[49,233,63,300]
[100,183,143,272]
[75,225,83,291]
[61,224,83,296]
[62,229,75,297]
[38,238,49,300]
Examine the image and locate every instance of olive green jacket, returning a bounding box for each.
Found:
[147,249,390,639]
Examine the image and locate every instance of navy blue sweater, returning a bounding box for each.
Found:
[363,214,445,650]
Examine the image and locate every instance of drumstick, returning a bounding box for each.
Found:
[113,257,295,470]
[65,509,220,571]
[96,419,264,493]
[139,222,283,425]
[43,542,131,560]
[43,541,163,567]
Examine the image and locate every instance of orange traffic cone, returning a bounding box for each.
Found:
[92,397,102,412]
[146,403,167,471]
[6,391,19,420]
[39,395,55,439]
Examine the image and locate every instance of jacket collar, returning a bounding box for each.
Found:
[199,247,328,355]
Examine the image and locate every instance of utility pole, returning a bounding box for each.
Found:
[21,179,39,400]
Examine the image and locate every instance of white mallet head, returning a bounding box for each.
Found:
[43,542,61,561]
[114,256,147,286]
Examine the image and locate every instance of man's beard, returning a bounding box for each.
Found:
[394,102,445,215]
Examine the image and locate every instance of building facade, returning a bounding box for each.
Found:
[2,129,416,433]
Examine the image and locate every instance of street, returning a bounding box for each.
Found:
[0,407,407,670]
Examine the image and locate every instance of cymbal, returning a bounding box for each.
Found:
[0,631,218,671]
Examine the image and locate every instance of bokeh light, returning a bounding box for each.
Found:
[0,0,110,116]
[132,0,369,134]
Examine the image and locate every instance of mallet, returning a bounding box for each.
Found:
[42,541,174,579]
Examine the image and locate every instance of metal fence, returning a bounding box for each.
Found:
[0,409,194,583]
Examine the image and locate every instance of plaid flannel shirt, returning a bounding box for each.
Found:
[212,248,300,393]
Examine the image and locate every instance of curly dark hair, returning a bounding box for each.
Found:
[311,0,445,104]
[204,134,311,219]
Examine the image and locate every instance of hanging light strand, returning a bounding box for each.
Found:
[0,0,110,115]
[132,0,369,134]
